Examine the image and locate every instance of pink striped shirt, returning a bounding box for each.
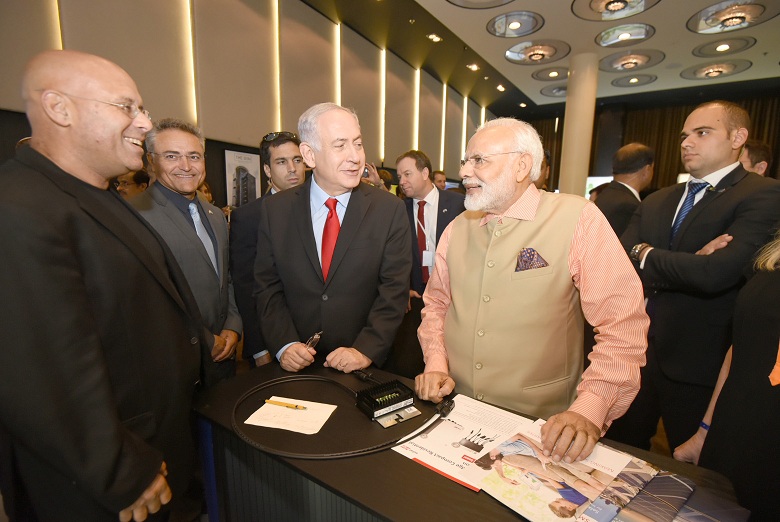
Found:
[419,185,649,431]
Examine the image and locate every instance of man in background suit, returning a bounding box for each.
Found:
[739,139,772,178]
[230,131,305,367]
[0,49,202,521]
[609,100,780,450]
[384,149,464,377]
[254,102,411,373]
[596,143,654,237]
[133,118,241,385]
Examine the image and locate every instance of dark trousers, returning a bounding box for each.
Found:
[383,296,425,379]
[607,345,713,451]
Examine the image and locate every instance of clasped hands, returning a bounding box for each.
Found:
[118,462,170,522]
[211,329,239,362]
[415,371,600,462]
[280,343,372,373]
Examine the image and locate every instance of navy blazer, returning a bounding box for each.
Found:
[621,165,780,386]
[406,188,466,294]
[254,179,411,366]
[595,180,640,238]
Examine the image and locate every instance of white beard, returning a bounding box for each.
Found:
[464,174,517,213]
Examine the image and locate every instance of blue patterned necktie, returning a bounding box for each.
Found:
[189,202,218,274]
[670,180,709,244]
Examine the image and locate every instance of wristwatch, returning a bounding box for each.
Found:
[629,243,651,262]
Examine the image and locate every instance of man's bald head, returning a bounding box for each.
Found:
[21,50,151,188]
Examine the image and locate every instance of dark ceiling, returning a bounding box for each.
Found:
[300,0,780,120]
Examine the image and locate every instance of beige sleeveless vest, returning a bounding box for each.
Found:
[443,192,587,419]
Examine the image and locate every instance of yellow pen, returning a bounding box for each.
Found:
[265,399,307,410]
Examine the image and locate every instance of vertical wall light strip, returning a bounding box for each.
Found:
[554,116,559,134]
[52,0,64,49]
[272,0,281,130]
[334,23,341,105]
[412,69,420,150]
[439,83,447,171]
[379,49,386,162]
[184,0,198,124]
[480,106,486,126]
[461,96,468,158]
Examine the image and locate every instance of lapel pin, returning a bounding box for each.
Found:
[208,209,214,214]
[442,209,448,213]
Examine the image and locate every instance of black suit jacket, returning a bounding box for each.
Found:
[621,165,780,386]
[229,193,268,361]
[406,189,466,294]
[595,180,640,237]
[0,148,202,520]
[254,178,411,366]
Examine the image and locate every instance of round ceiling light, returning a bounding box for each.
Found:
[692,37,756,57]
[487,11,544,38]
[573,0,660,21]
[532,67,569,81]
[680,59,752,80]
[611,74,657,87]
[541,84,568,98]
[446,0,514,8]
[687,1,779,34]
[596,23,655,47]
[506,40,570,65]
[599,49,665,72]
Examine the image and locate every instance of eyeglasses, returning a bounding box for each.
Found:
[149,152,205,163]
[262,131,297,142]
[61,92,151,120]
[460,150,524,169]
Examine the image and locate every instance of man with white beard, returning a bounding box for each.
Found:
[415,118,648,464]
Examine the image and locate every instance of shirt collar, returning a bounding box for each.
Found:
[696,161,740,188]
[310,175,352,211]
[616,180,641,201]
[155,182,196,215]
[415,185,439,207]
[479,183,539,227]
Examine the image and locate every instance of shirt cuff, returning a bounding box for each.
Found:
[567,391,610,436]
[276,342,296,361]
[639,247,654,269]
[253,350,269,360]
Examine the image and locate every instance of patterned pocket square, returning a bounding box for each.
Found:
[515,248,549,272]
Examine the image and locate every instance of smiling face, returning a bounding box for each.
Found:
[680,104,747,179]
[265,141,305,192]
[148,129,205,200]
[460,126,531,214]
[300,108,365,196]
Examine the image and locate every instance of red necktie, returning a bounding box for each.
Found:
[417,200,429,283]
[321,198,340,280]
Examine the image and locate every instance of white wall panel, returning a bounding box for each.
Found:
[194,0,274,146]
[418,70,443,170]
[443,85,463,177]
[0,0,61,111]
[59,0,195,123]
[466,98,481,145]
[279,0,335,132]
[384,52,415,166]
[341,26,381,164]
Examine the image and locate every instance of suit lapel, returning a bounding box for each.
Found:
[293,180,322,279]
[200,197,227,282]
[326,184,369,286]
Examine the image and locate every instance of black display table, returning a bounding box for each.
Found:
[194,363,737,521]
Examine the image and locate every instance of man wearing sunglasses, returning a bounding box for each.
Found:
[230,131,306,367]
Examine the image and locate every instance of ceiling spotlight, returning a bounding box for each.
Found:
[618,32,632,40]
[620,58,639,69]
[483,76,489,80]
[426,33,442,43]
[704,67,725,77]
[629,77,639,83]
[605,0,628,12]
[497,84,506,92]
[549,71,559,78]
[528,50,547,61]
[519,102,527,108]
[716,43,730,52]
[721,14,746,27]
[466,63,480,71]
[688,2,775,34]
[409,19,415,24]
[508,21,522,30]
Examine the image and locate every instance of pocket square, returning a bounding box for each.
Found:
[515,248,549,271]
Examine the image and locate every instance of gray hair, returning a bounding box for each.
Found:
[476,118,543,182]
[146,117,205,153]
[297,103,359,151]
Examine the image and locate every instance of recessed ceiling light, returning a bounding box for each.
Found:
[506,40,569,65]
[716,43,730,52]
[519,102,527,108]
[629,77,639,83]
[486,11,544,38]
[574,0,661,21]
[426,33,442,43]
[606,1,628,12]
[687,1,779,35]
[508,21,522,30]
[618,32,632,40]
[680,59,751,80]
[483,76,489,80]
[497,84,506,92]
[548,71,559,78]
[466,63,480,71]
[409,19,415,24]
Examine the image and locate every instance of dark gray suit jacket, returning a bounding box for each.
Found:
[621,165,780,386]
[254,178,411,366]
[595,180,640,237]
[132,184,241,383]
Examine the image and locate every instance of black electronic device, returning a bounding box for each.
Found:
[356,380,414,419]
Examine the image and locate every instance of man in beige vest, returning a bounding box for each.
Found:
[416,118,648,463]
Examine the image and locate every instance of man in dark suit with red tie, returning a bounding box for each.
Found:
[254,103,411,373]
[384,150,464,377]
[609,101,780,451]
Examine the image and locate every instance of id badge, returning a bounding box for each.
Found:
[422,250,434,267]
